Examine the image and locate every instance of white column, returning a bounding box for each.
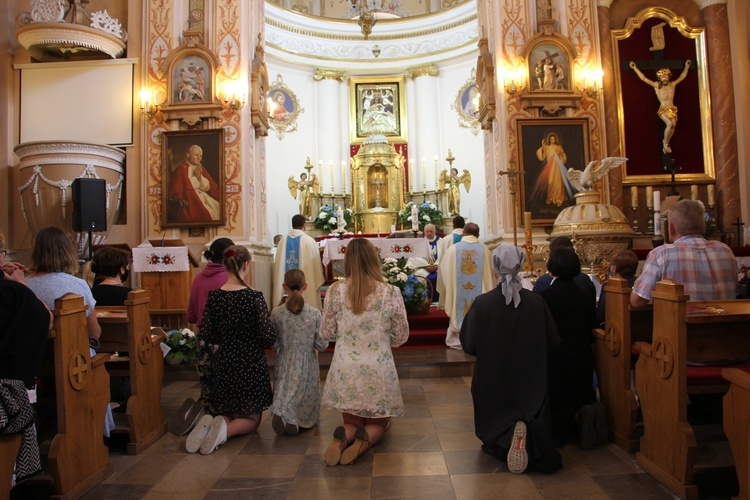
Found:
[408,65,440,192]
[314,70,346,195]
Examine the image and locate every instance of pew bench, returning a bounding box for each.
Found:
[0,434,21,500]
[722,368,750,500]
[634,280,750,499]
[593,276,652,452]
[96,289,168,455]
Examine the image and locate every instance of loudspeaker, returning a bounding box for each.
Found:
[72,178,107,232]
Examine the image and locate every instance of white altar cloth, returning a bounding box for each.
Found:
[321,238,430,265]
[132,245,191,273]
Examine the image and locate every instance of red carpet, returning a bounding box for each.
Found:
[402,307,449,348]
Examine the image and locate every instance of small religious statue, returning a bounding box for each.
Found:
[287,157,320,219]
[336,205,346,232]
[629,59,691,154]
[537,0,552,20]
[439,167,471,216]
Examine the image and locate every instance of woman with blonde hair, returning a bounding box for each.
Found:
[321,238,409,466]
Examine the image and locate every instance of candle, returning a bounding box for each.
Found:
[524,211,532,240]
[341,161,346,195]
[409,160,415,194]
[653,190,660,212]
[707,184,715,206]
[422,157,427,192]
[631,187,638,208]
[337,206,344,230]
[329,161,334,195]
[318,160,323,183]
[645,186,653,208]
[411,203,419,231]
[654,213,661,236]
[690,184,698,201]
[434,155,439,191]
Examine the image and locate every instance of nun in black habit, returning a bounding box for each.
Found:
[459,245,562,474]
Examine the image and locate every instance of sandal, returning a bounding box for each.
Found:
[324,426,347,466]
[340,427,369,465]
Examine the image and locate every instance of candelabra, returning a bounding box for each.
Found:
[646,207,654,235]
[631,203,639,234]
[521,242,537,274]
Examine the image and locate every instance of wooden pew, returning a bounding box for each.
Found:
[722,368,750,500]
[96,289,168,455]
[0,434,21,500]
[49,293,114,499]
[634,280,750,499]
[592,276,652,452]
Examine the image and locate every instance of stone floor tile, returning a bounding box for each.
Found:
[438,431,482,451]
[372,451,449,476]
[371,433,442,453]
[221,454,303,478]
[443,449,507,475]
[370,475,456,499]
[203,478,293,499]
[451,473,543,500]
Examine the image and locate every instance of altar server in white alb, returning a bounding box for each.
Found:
[436,215,465,308]
[273,214,324,310]
[438,222,495,349]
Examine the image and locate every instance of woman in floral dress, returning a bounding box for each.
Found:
[186,245,276,455]
[269,268,328,435]
[321,239,409,466]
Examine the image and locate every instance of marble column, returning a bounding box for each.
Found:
[406,64,440,192]
[596,0,622,208]
[313,69,347,195]
[695,0,740,230]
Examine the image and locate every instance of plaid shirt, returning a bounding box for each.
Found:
[632,234,738,301]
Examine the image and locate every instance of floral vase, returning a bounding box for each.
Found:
[405,276,432,315]
[164,352,183,365]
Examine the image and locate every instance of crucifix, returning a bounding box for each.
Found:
[663,157,681,196]
[732,217,745,247]
[498,159,524,246]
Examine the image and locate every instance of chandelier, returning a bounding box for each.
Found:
[356,0,377,39]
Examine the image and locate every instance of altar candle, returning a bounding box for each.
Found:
[434,155,439,190]
[645,186,653,208]
[524,211,532,240]
[329,161,334,195]
[422,157,427,191]
[337,206,344,226]
[653,190,660,212]
[690,184,698,201]
[707,184,715,206]
[631,187,638,208]
[409,160,415,194]
[411,203,419,231]
[341,161,346,195]
[318,160,323,182]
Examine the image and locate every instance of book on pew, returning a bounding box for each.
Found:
[686,304,727,315]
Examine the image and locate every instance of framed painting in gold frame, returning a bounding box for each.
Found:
[349,76,407,144]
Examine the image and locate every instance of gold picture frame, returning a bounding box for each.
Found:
[349,76,407,144]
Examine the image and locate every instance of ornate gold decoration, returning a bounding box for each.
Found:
[475,37,495,130]
[452,68,480,135]
[313,69,348,82]
[251,38,270,137]
[405,64,440,79]
[267,74,305,140]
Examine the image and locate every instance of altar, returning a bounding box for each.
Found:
[320,236,429,265]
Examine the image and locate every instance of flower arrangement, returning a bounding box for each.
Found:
[397,201,444,230]
[314,205,354,231]
[164,327,197,363]
[704,210,720,239]
[381,256,431,313]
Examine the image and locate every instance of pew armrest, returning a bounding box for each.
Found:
[634,341,652,357]
[722,367,750,389]
[592,328,605,341]
[91,352,112,368]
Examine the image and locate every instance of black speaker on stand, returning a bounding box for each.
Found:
[71,178,107,261]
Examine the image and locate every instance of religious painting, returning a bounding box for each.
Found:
[517,118,590,225]
[161,129,225,228]
[349,76,407,144]
[451,68,480,136]
[250,43,270,137]
[170,54,212,105]
[612,7,714,184]
[528,41,572,92]
[267,73,304,140]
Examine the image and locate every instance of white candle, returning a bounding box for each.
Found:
[411,203,419,231]
[707,184,715,206]
[690,184,698,201]
[653,190,661,212]
[329,161,334,195]
[631,187,638,207]
[318,160,323,183]
[409,160,415,194]
[654,213,661,236]
[434,155,439,191]
[421,157,427,192]
[341,161,346,195]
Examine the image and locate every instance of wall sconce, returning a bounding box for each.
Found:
[139,89,160,116]
[579,68,604,98]
[502,66,525,97]
[220,80,246,110]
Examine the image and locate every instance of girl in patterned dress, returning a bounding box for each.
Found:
[269,268,328,436]
[320,239,409,466]
[186,245,276,455]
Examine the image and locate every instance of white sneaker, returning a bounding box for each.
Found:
[507,421,528,474]
[185,414,213,453]
[200,416,228,455]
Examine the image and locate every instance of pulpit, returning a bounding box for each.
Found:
[351,136,406,234]
[132,239,197,329]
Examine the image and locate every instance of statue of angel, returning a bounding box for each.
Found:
[566,157,628,192]
[439,167,471,215]
[288,158,319,219]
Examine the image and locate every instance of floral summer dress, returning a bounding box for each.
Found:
[320,280,409,418]
[269,304,327,428]
[199,287,276,417]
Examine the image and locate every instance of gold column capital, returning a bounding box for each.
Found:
[693,0,727,9]
[313,69,347,82]
[405,64,440,80]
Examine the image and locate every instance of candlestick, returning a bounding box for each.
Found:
[647,207,655,234]
[434,155,439,192]
[422,157,427,192]
[653,190,660,212]
[707,184,715,207]
[631,187,638,208]
[690,184,698,201]
[409,160,414,194]
[645,186,653,208]
[411,204,419,231]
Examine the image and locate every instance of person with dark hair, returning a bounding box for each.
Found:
[270,234,283,260]
[533,236,596,297]
[320,239,409,466]
[186,245,276,455]
[437,215,466,271]
[269,268,328,436]
[596,250,639,328]
[90,247,132,306]
[631,199,737,307]
[438,223,495,348]
[272,214,324,310]
[460,245,562,474]
[188,237,235,333]
[539,248,601,449]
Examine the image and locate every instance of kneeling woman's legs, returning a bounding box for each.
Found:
[226,413,262,437]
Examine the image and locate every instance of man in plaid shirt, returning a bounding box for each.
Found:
[630,200,738,307]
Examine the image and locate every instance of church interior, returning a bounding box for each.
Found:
[2,0,750,498]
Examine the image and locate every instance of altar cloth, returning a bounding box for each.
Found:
[322,237,429,265]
